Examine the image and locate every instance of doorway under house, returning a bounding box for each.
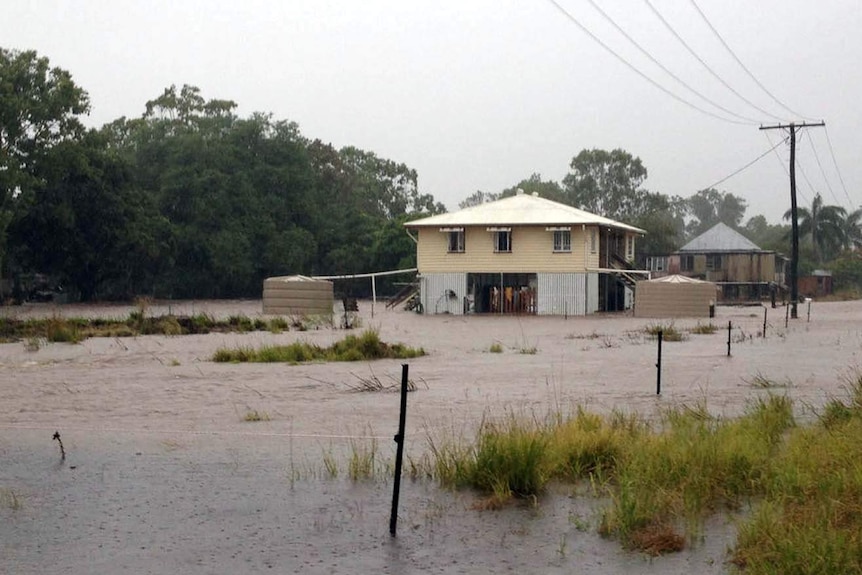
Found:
[467,273,537,314]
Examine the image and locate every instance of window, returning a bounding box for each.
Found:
[553,230,571,252]
[447,230,465,253]
[681,254,694,271]
[647,257,666,272]
[706,254,722,271]
[590,229,597,254]
[494,231,512,253]
[626,236,634,259]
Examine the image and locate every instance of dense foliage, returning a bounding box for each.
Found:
[1,51,443,300]
[2,47,860,300]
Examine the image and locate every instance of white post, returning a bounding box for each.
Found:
[372,274,377,318]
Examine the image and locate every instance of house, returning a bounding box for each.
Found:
[403,191,646,315]
[798,269,833,298]
[646,222,787,301]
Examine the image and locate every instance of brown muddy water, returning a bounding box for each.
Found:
[2,299,861,573]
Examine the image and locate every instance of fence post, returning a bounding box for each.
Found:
[727,320,732,357]
[390,364,409,536]
[807,299,811,322]
[656,330,662,395]
[762,307,767,338]
[785,302,790,328]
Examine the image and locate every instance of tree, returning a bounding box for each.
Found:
[742,215,790,253]
[686,188,747,237]
[0,48,90,284]
[562,149,648,220]
[458,190,500,209]
[8,131,168,300]
[842,207,862,251]
[629,193,687,263]
[500,173,565,203]
[783,193,846,263]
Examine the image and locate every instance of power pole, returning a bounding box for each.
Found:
[759,121,825,319]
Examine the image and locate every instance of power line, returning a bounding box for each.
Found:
[688,0,815,121]
[823,126,854,206]
[805,129,842,207]
[581,0,759,124]
[642,0,785,122]
[699,137,785,191]
[542,0,752,125]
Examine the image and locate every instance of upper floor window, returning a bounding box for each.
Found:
[706,254,722,271]
[590,229,597,254]
[493,230,512,253]
[447,230,465,253]
[626,236,634,259]
[552,229,571,252]
[680,254,694,271]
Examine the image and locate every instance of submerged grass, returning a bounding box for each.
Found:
[423,386,862,568]
[0,312,321,343]
[212,329,425,364]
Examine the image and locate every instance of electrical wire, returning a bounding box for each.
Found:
[641,0,786,122]
[542,0,752,125]
[699,137,785,191]
[688,0,816,122]
[823,126,854,206]
[805,129,842,207]
[582,0,760,124]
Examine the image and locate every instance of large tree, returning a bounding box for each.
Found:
[685,188,748,237]
[562,148,649,221]
[0,48,90,282]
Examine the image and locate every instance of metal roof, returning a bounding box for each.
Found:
[679,222,763,252]
[405,192,646,233]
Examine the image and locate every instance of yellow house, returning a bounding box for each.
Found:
[404,191,646,315]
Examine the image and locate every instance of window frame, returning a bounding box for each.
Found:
[552,230,571,253]
[447,230,465,253]
[493,230,512,253]
[706,254,722,271]
[680,254,694,272]
[590,229,597,254]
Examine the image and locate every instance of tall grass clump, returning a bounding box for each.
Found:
[644,322,686,342]
[45,317,82,343]
[545,408,643,483]
[733,378,862,573]
[689,322,717,335]
[600,396,794,551]
[212,329,425,363]
[348,438,379,481]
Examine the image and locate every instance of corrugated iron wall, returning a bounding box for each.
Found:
[420,273,468,315]
[537,273,586,316]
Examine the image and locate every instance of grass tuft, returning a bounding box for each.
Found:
[489,342,503,353]
[212,329,425,364]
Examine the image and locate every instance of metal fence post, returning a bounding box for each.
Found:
[390,364,409,536]
[656,330,662,395]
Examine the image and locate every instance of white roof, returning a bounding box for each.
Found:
[405,193,646,233]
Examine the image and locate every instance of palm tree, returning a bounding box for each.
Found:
[842,207,862,251]
[784,193,846,263]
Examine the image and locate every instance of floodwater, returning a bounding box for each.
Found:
[2,299,860,573]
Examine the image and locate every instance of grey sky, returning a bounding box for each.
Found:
[3,0,859,223]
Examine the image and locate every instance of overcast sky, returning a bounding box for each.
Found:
[3,0,859,223]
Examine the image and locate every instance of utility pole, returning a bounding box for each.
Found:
[759,121,825,319]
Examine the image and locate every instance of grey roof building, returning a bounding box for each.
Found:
[680,222,762,252]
